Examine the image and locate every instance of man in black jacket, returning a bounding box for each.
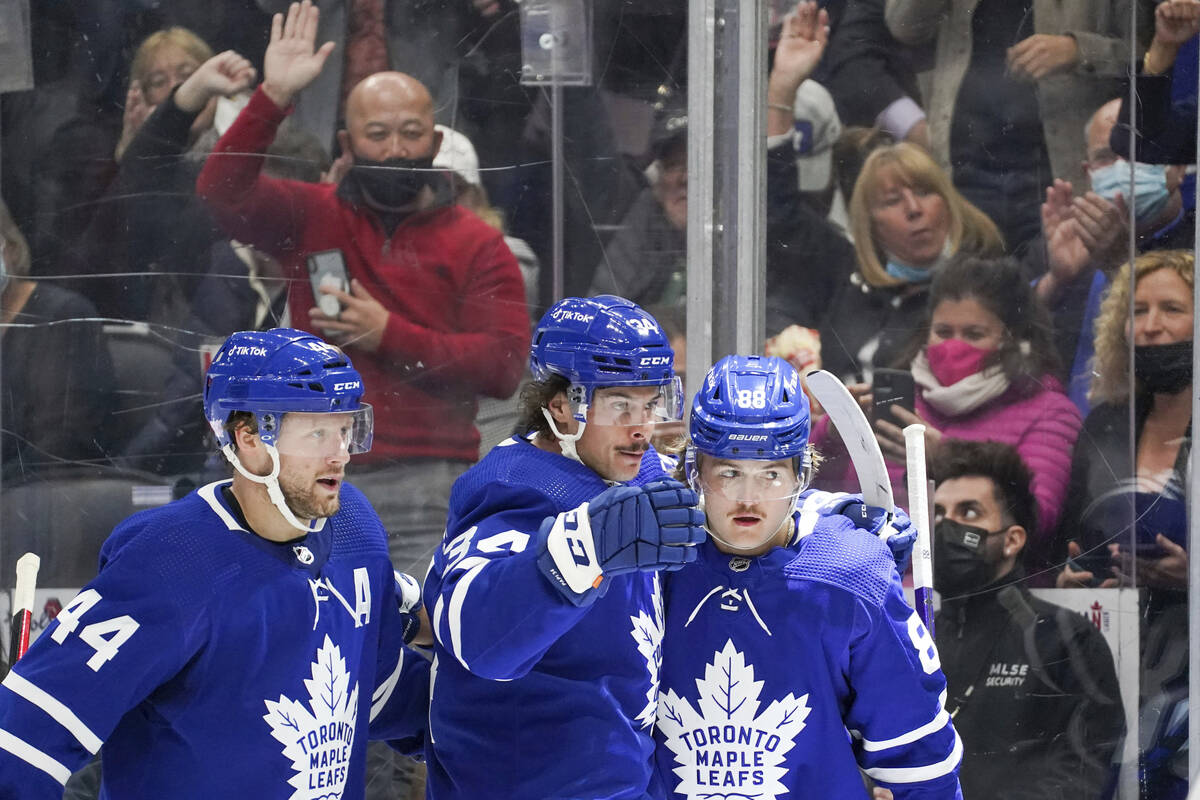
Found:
[931,439,1125,800]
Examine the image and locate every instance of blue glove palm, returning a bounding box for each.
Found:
[538,479,706,606]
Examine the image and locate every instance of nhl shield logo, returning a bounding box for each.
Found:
[293,545,315,565]
[729,557,750,572]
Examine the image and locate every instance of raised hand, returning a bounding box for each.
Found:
[1156,0,1200,47]
[262,1,336,109]
[770,1,830,95]
[174,51,257,114]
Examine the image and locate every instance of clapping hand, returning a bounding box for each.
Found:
[1039,180,1127,301]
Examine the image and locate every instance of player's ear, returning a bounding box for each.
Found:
[232,420,261,452]
[545,392,573,426]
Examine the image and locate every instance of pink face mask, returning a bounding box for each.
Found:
[926,338,993,386]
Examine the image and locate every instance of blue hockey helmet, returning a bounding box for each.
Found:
[687,355,812,551]
[530,295,683,423]
[689,355,810,461]
[204,328,372,453]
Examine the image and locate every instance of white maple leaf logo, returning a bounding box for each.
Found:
[264,635,361,800]
[631,574,665,729]
[657,639,811,799]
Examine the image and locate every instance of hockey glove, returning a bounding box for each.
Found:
[537,479,706,606]
[393,571,424,645]
[843,502,916,572]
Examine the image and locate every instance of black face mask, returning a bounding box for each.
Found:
[346,155,434,210]
[933,519,1005,599]
[1134,341,1193,395]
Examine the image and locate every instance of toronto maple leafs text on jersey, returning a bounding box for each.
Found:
[423,437,670,800]
[0,481,430,799]
[656,496,963,800]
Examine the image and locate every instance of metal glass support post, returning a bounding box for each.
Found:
[686,0,717,401]
[686,0,766,402]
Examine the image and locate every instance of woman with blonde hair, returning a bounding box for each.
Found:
[1058,249,1194,588]
[818,141,1005,380]
[116,27,216,160]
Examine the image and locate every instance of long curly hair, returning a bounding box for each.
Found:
[1090,250,1195,405]
[848,142,1005,288]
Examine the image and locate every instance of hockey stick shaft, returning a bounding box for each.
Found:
[10,553,40,663]
[903,425,935,635]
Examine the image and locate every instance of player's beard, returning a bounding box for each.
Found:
[278,470,341,521]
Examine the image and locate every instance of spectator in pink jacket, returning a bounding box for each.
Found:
[814,255,1081,578]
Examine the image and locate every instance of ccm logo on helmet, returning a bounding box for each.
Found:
[333,381,361,392]
[640,356,671,366]
[728,434,769,442]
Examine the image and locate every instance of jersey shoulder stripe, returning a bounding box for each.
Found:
[782,521,894,607]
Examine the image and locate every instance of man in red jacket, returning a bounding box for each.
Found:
[197,0,529,580]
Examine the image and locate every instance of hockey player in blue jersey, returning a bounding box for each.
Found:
[656,355,963,800]
[423,295,707,799]
[0,329,431,799]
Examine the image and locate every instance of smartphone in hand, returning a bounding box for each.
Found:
[307,249,350,319]
[871,368,915,423]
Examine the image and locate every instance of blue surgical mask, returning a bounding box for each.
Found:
[1089,160,1171,224]
[884,240,954,284]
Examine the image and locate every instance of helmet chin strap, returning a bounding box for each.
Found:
[220,444,327,535]
[541,407,586,465]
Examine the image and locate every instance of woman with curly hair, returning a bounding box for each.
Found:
[1057,249,1193,589]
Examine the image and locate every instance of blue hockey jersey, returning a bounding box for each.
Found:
[424,436,671,800]
[655,491,963,800]
[0,480,430,799]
